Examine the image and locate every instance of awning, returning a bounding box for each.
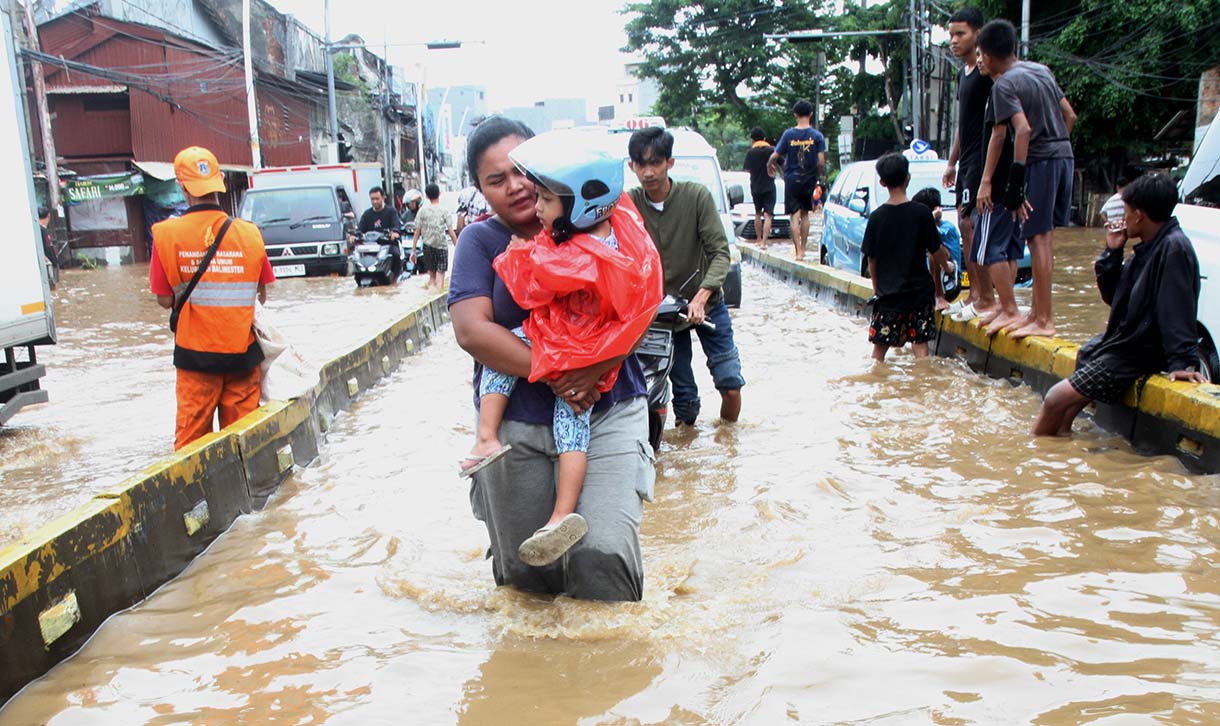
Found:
[295,69,358,93]
[132,161,175,180]
[133,160,256,181]
[46,84,127,95]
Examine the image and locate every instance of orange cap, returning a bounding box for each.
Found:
[174,146,226,196]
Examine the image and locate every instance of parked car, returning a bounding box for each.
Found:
[821,158,1031,282]
[575,124,744,308]
[724,170,791,241]
[1177,120,1220,380]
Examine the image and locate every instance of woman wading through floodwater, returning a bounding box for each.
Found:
[447,117,656,601]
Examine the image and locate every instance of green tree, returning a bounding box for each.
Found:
[622,0,914,169]
[623,0,824,130]
[969,0,1220,186]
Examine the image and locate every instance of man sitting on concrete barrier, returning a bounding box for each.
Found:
[1033,174,1204,436]
[150,146,275,450]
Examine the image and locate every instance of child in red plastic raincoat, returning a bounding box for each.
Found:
[459,136,663,567]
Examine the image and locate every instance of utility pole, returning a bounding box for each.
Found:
[21,0,59,208]
[242,0,261,168]
[323,0,339,156]
[415,66,426,190]
[1020,0,1030,57]
[814,50,825,128]
[908,0,920,140]
[381,39,393,194]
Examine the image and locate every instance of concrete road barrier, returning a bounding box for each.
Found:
[0,292,450,703]
[742,244,1220,473]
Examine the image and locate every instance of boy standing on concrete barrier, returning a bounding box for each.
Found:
[942,7,995,322]
[863,154,952,362]
[1033,174,1204,436]
[975,19,1076,340]
[768,100,825,262]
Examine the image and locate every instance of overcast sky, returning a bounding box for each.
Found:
[274,0,638,112]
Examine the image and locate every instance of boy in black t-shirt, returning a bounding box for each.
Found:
[862,153,952,362]
[742,127,776,249]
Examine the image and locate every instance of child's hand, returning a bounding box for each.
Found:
[507,235,527,250]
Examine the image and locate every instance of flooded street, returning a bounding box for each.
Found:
[3,257,1218,724]
[0,267,434,546]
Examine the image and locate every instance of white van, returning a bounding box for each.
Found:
[574,125,744,307]
[1177,123,1220,379]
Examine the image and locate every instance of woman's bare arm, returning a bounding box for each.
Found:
[450,296,532,379]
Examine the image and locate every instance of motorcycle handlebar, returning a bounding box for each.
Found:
[677,313,716,331]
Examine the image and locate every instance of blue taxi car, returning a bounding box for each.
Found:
[821,158,1031,282]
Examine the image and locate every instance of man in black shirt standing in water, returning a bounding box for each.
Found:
[742,127,776,250]
[942,7,994,322]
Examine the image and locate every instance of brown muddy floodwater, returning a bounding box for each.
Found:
[0,267,434,545]
[3,244,1219,725]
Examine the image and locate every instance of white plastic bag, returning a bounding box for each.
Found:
[253,302,320,402]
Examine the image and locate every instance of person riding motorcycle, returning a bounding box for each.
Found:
[401,188,424,224]
[351,186,404,277]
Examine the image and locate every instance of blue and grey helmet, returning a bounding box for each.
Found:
[509,132,623,242]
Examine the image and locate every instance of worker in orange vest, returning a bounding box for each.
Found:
[149,146,276,450]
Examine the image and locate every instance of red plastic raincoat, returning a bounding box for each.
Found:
[492,193,664,391]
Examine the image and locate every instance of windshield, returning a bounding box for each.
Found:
[239,188,339,227]
[623,156,726,213]
[908,169,958,208]
[1185,164,1220,206]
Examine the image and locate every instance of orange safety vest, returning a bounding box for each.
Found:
[153,204,266,374]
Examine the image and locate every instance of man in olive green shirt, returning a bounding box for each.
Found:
[628,127,744,425]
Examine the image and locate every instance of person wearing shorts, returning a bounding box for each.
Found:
[943,7,996,321]
[1033,174,1204,435]
[862,153,951,362]
[743,127,776,249]
[411,183,457,291]
[976,19,1076,340]
[971,75,1027,337]
[769,100,825,261]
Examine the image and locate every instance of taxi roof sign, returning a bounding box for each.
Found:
[902,138,939,161]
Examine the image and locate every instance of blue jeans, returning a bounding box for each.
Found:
[670,300,745,424]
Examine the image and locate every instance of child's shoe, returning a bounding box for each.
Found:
[518,513,588,566]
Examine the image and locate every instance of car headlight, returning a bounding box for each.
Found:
[322,243,339,255]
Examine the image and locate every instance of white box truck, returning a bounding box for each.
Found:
[240,163,383,277]
[0,13,56,424]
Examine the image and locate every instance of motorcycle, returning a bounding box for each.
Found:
[350,230,403,287]
[402,220,428,276]
[637,293,715,452]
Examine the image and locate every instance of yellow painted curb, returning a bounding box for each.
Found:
[0,290,451,701]
[741,242,1220,463]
